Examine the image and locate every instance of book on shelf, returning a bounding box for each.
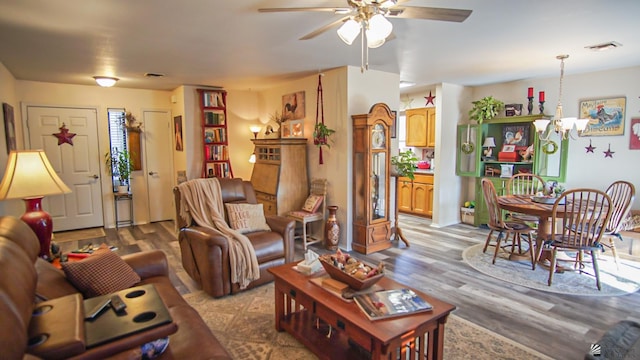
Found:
[205,111,225,125]
[353,288,433,321]
[202,91,225,108]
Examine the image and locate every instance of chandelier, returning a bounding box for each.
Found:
[336,1,395,72]
[533,55,589,140]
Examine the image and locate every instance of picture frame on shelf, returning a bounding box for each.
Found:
[281,119,304,138]
[502,124,529,147]
[505,104,523,117]
[501,144,516,153]
[579,97,626,136]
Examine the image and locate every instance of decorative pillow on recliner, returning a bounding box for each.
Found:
[61,250,141,298]
[225,203,271,234]
[302,194,324,213]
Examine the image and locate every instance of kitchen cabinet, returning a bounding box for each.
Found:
[405,107,436,147]
[455,114,569,226]
[398,173,434,217]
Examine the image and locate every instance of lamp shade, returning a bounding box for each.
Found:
[482,137,496,148]
[337,19,361,45]
[368,14,393,39]
[533,119,551,133]
[0,150,71,200]
[93,76,119,87]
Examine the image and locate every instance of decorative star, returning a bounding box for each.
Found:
[52,123,76,146]
[401,95,413,110]
[425,91,435,106]
[585,139,596,153]
[604,143,614,158]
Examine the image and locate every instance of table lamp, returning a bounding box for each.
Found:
[0,150,72,260]
[482,137,496,160]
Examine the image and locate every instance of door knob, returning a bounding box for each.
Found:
[149,171,157,176]
[89,174,99,179]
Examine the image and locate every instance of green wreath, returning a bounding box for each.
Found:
[541,140,558,155]
[461,142,475,154]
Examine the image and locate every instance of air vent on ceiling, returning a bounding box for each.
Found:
[144,73,165,78]
[585,41,622,52]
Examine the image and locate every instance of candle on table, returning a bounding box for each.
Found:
[528,87,534,98]
[539,91,545,102]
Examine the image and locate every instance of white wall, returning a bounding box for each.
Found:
[472,65,640,209]
[12,80,172,226]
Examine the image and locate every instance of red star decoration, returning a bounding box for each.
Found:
[604,143,614,158]
[585,139,596,153]
[52,123,76,146]
[425,91,435,106]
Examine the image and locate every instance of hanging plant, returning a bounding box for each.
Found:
[468,96,504,124]
[313,122,336,148]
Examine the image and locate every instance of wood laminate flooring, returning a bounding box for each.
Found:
[55,215,640,360]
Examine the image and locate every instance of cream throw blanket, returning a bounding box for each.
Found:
[177,178,260,289]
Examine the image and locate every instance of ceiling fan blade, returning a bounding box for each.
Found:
[258,7,351,14]
[389,6,472,22]
[299,16,350,40]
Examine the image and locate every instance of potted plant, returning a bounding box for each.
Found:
[468,96,505,124]
[313,122,336,147]
[105,148,134,193]
[391,150,419,180]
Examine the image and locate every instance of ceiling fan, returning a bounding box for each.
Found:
[258,0,472,41]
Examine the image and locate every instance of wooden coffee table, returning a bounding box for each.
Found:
[268,263,456,360]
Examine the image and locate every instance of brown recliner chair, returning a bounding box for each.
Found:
[173,178,296,298]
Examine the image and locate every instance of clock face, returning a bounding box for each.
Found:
[372,124,385,149]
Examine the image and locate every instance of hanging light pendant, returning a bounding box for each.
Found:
[534,55,589,140]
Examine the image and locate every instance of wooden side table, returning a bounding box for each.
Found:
[114,193,133,229]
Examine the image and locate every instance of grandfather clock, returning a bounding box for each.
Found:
[352,103,393,254]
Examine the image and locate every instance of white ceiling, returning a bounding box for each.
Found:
[1,0,639,93]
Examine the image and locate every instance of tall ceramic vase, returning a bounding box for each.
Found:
[325,206,340,250]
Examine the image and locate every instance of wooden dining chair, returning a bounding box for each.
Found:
[541,188,612,290]
[506,173,545,224]
[602,181,636,269]
[287,178,328,251]
[481,178,536,268]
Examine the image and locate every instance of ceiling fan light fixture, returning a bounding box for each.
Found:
[337,19,361,45]
[93,76,118,87]
[366,29,386,48]
[368,14,392,39]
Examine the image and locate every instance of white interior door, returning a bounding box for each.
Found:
[26,106,104,231]
[143,109,174,222]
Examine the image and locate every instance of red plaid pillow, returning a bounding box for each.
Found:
[62,250,140,298]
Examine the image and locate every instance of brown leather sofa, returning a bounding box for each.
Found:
[174,178,296,298]
[0,216,232,360]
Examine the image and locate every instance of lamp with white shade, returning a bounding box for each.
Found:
[482,137,496,160]
[533,55,589,140]
[0,150,72,260]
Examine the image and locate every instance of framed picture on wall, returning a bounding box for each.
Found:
[3,103,16,153]
[579,97,626,136]
[282,119,304,138]
[502,124,529,147]
[282,91,305,120]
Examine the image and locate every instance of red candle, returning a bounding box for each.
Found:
[528,87,533,97]
[539,91,545,102]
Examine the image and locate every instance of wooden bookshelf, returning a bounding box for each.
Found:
[198,89,233,178]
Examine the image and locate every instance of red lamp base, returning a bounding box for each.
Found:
[21,197,53,261]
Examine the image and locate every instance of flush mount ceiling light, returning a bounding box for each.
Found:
[93,76,119,87]
[533,55,589,141]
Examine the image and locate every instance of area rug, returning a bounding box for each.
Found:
[52,227,106,243]
[462,243,640,296]
[183,283,552,360]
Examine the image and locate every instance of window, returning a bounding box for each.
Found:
[107,108,127,191]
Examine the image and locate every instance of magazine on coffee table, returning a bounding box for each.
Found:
[354,288,433,321]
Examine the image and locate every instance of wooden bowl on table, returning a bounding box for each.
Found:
[319,256,384,290]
